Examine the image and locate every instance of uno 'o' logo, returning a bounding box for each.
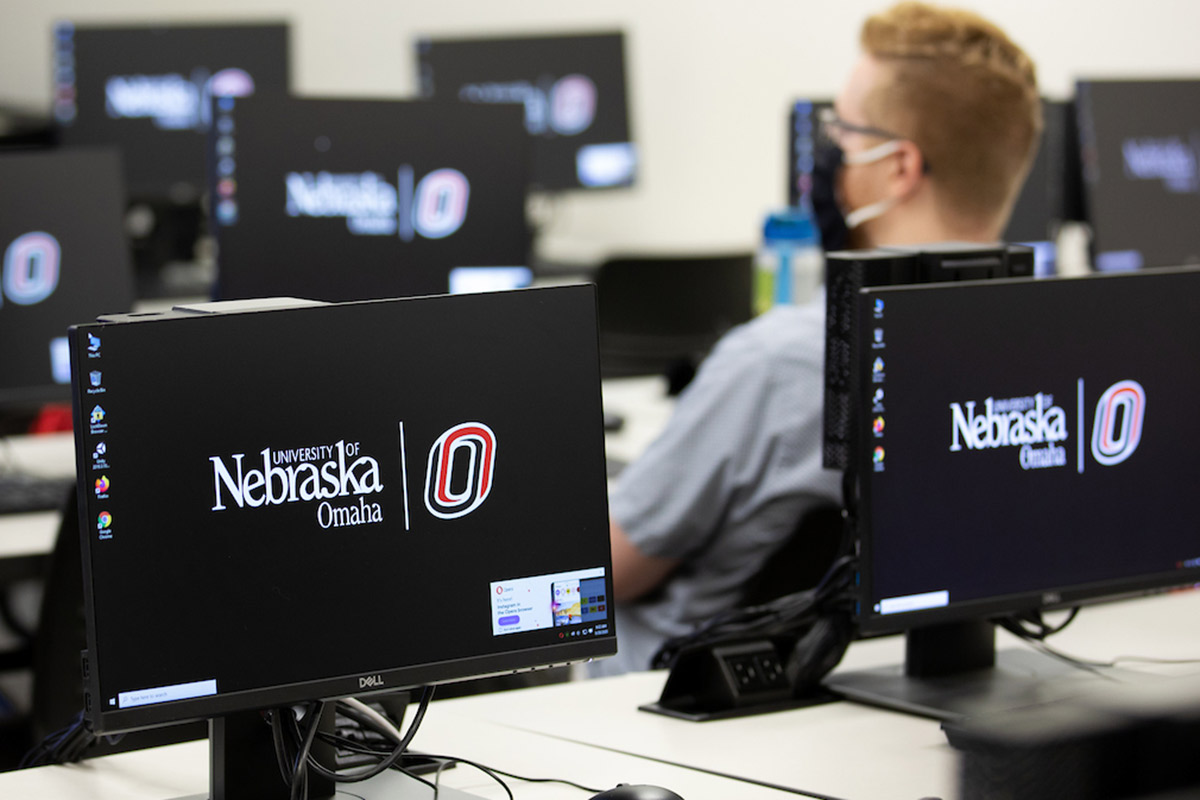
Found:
[549,74,597,136]
[412,168,470,239]
[1090,380,1145,466]
[208,68,256,98]
[3,232,61,307]
[424,422,495,520]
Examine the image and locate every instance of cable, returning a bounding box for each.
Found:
[1023,639,1124,681]
[651,552,857,669]
[997,608,1080,641]
[992,606,1200,684]
[433,756,513,800]
[337,698,404,745]
[293,702,326,800]
[315,695,604,797]
[420,752,605,796]
[19,711,97,768]
[270,709,294,787]
[298,685,435,786]
[1110,654,1200,667]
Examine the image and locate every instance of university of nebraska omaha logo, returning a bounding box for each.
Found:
[423,422,496,520]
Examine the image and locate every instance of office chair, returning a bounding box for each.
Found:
[739,502,845,607]
[594,253,753,393]
[642,502,853,720]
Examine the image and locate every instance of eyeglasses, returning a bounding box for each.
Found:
[817,107,931,173]
[817,107,906,145]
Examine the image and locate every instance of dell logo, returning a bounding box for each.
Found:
[359,674,385,689]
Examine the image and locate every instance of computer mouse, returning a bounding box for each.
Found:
[589,784,684,800]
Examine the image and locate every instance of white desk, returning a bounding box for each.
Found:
[428,591,1200,800]
[433,670,955,800]
[0,432,74,580]
[0,588,1195,799]
[601,376,674,467]
[0,711,804,800]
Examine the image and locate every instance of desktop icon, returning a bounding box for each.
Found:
[873,446,885,464]
[90,370,103,387]
[873,328,885,345]
[873,388,884,406]
[874,298,885,317]
[873,357,885,373]
[91,406,106,424]
[216,199,238,225]
[95,475,110,495]
[88,333,102,353]
[94,442,107,457]
[97,511,112,530]
[873,417,885,436]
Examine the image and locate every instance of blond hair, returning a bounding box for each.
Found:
[861,2,1042,228]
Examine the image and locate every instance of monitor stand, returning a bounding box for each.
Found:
[823,619,1154,722]
[194,708,485,800]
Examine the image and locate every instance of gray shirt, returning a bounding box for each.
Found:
[591,298,842,677]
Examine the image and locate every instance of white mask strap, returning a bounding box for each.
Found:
[845,196,898,230]
[842,138,903,166]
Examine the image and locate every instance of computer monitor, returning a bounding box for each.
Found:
[210,94,530,302]
[69,287,614,795]
[0,148,134,416]
[787,98,831,211]
[1003,99,1085,277]
[825,268,1200,721]
[1075,78,1200,271]
[53,20,290,201]
[416,31,636,191]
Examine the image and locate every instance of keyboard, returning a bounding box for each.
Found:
[0,472,75,515]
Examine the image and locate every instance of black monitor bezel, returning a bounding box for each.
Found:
[207,93,532,302]
[414,29,635,193]
[69,287,616,736]
[1074,77,1200,271]
[52,18,292,202]
[0,147,136,414]
[852,270,1200,637]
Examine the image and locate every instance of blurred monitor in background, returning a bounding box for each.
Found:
[416,31,636,192]
[0,148,134,424]
[1075,78,1200,272]
[210,93,530,302]
[52,21,290,296]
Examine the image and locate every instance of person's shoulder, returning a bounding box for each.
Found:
[711,294,826,366]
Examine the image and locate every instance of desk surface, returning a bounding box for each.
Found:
[431,590,1200,800]
[0,432,74,577]
[0,585,1195,799]
[0,710,803,800]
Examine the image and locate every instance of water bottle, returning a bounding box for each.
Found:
[755,205,823,314]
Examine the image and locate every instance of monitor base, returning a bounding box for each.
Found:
[175,773,483,800]
[825,647,1156,723]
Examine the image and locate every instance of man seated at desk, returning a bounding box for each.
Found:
[594,1,1044,676]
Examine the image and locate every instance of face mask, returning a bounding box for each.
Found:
[811,139,849,251]
[810,138,905,251]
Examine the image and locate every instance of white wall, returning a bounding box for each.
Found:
[2,0,1199,262]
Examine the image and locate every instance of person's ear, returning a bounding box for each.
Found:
[886,140,926,200]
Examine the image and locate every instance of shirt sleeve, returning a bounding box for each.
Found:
[608,318,788,561]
